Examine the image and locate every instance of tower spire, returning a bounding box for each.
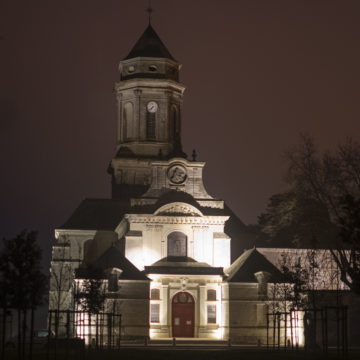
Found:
[146,0,153,25]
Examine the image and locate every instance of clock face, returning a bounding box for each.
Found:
[147,101,158,113]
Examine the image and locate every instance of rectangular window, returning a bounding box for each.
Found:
[207,305,216,324]
[207,289,216,300]
[151,288,160,300]
[150,304,160,323]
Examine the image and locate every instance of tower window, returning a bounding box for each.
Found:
[167,232,187,257]
[123,102,133,140]
[146,111,156,139]
[171,105,178,140]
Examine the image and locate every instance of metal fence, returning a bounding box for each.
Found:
[47,310,121,350]
[266,306,348,355]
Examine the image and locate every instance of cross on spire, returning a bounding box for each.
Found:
[146,0,153,25]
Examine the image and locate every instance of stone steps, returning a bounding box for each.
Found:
[149,338,229,346]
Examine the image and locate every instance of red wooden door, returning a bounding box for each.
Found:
[172,292,195,337]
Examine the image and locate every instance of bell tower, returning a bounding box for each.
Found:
[109,24,186,199]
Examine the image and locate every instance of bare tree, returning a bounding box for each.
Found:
[0,230,47,360]
[260,134,360,294]
[49,237,73,336]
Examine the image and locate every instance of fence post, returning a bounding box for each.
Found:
[47,310,52,360]
[66,310,70,360]
[344,306,348,355]
[324,307,328,354]
[272,313,276,349]
[290,310,294,351]
[266,313,269,350]
[284,312,287,350]
[118,314,121,350]
[277,313,280,350]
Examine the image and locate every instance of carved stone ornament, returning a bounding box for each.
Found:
[155,202,202,216]
[167,164,187,184]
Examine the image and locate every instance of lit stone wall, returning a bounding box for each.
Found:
[114,76,185,158]
[227,282,269,344]
[148,274,226,339]
[124,210,230,270]
[107,280,150,340]
[257,248,348,290]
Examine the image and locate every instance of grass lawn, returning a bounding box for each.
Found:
[3,347,359,360]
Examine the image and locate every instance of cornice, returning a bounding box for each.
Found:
[125,214,229,225]
[55,229,97,239]
[114,79,185,94]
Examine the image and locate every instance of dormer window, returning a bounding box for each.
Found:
[148,65,157,72]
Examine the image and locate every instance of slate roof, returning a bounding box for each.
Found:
[131,190,229,217]
[60,199,130,230]
[225,248,285,283]
[144,256,224,276]
[124,24,175,60]
[76,246,148,281]
[59,193,252,257]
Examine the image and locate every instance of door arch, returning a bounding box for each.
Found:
[172,292,195,337]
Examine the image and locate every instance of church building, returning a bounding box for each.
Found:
[49,23,294,344]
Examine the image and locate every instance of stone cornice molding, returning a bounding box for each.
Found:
[125,214,229,225]
[115,79,185,94]
[151,158,206,167]
[55,229,97,239]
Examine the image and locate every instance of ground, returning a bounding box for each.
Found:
[3,348,358,360]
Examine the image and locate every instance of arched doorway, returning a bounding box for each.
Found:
[172,292,195,337]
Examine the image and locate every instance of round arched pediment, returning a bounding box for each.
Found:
[154,202,203,217]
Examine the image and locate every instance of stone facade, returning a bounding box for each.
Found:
[49,23,304,345]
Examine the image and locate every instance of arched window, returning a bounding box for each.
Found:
[123,102,133,140]
[151,288,160,300]
[170,105,178,140]
[167,232,187,257]
[146,111,156,139]
[207,289,216,301]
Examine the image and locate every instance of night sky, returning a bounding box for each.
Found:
[1,0,360,272]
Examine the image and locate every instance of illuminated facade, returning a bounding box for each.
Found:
[49,24,302,344]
